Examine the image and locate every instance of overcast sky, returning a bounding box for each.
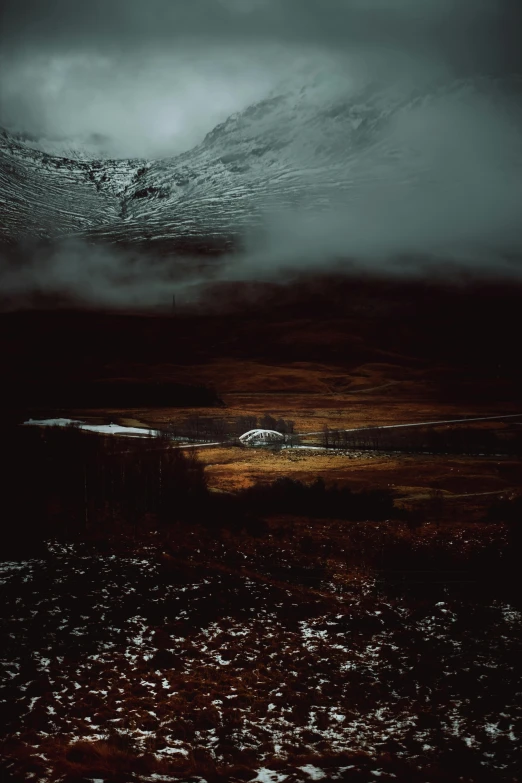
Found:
[1,0,520,157]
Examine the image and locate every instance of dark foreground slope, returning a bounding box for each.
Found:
[0,427,521,783]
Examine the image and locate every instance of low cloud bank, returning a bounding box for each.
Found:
[0,240,208,310]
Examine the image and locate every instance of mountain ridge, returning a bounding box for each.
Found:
[1,74,521,255]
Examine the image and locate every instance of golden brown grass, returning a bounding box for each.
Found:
[195,445,521,507]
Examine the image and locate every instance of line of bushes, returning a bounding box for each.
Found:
[238,477,403,521]
[321,424,522,456]
[166,413,295,443]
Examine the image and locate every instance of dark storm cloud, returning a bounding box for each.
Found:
[0,0,519,67]
[1,0,520,157]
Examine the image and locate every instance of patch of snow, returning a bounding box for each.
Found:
[24,417,82,428]
[251,768,288,783]
[298,764,326,780]
[158,744,189,757]
[23,418,160,438]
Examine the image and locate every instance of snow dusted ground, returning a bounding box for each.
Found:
[1,543,521,782]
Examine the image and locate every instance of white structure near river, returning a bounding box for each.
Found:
[238,429,286,447]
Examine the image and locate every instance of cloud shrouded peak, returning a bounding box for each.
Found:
[0,0,520,158]
[1,0,522,309]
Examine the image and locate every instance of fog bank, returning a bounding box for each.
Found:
[1,0,520,157]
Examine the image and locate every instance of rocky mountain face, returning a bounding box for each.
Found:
[1,75,521,254]
[0,129,146,245]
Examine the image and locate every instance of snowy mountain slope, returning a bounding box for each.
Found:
[1,75,521,252]
[83,85,402,246]
[0,130,146,244]
[83,75,522,256]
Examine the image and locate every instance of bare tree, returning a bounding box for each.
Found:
[322,425,331,448]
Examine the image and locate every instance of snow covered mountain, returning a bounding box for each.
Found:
[1,75,521,255]
[0,128,146,244]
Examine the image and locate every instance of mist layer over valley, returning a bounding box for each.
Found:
[1,0,522,306]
